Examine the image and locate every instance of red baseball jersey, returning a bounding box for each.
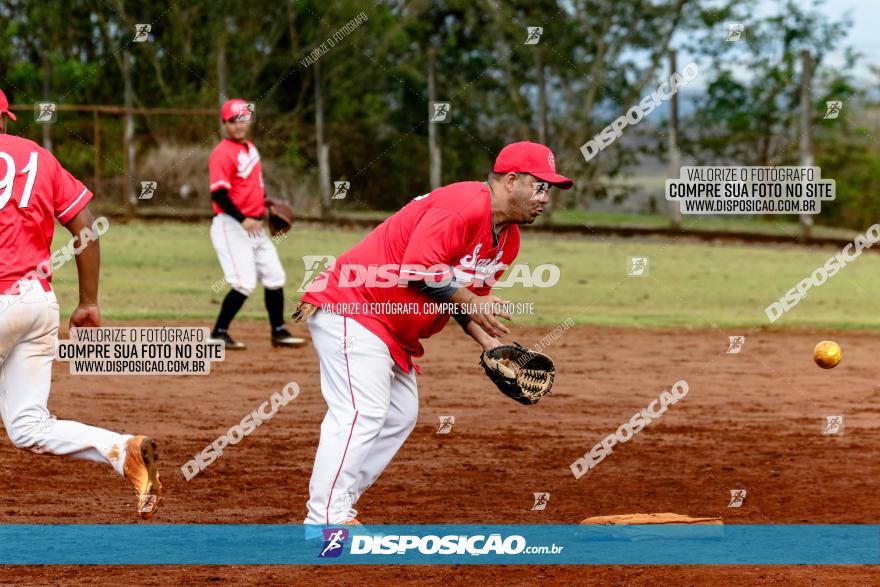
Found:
[208,139,265,217]
[302,181,520,372]
[0,134,92,287]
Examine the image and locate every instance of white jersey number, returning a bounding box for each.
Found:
[0,151,39,210]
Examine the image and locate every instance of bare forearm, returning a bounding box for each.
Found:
[448,287,476,305]
[65,208,100,305]
[73,240,100,305]
[447,287,511,338]
[465,320,502,351]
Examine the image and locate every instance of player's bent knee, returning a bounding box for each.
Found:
[262,275,286,290]
[403,401,419,429]
[353,406,391,435]
[328,404,386,434]
[401,412,418,437]
[357,406,389,425]
[6,423,40,451]
[7,431,34,450]
[231,284,254,297]
[386,403,418,435]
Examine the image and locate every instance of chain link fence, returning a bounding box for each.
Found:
[8,103,319,219]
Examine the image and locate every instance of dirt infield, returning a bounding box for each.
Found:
[2,321,879,583]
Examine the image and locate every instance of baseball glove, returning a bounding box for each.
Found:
[265,197,295,237]
[292,300,318,323]
[479,343,555,405]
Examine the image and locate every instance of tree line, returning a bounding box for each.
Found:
[1,0,876,228]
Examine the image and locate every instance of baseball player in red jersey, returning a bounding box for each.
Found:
[297,142,573,524]
[208,99,305,350]
[0,90,161,518]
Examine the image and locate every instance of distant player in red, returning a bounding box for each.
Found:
[0,89,161,518]
[297,142,573,525]
[208,98,304,350]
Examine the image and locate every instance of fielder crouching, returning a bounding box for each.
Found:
[297,142,573,525]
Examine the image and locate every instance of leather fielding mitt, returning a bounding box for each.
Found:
[479,343,555,405]
[292,300,318,324]
[265,197,295,237]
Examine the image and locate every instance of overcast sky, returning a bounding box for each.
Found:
[815,0,879,50]
[663,0,878,98]
[760,0,876,79]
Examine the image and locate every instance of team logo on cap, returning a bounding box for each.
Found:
[547,153,555,171]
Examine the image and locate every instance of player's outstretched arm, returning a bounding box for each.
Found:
[462,320,503,352]
[64,206,101,329]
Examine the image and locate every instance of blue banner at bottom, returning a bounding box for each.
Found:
[0,524,877,565]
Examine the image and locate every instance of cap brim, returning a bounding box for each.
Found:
[532,171,573,190]
[2,110,16,121]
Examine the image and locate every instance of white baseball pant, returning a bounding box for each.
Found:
[210,213,286,296]
[0,280,129,476]
[304,310,418,525]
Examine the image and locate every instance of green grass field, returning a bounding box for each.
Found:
[47,220,880,329]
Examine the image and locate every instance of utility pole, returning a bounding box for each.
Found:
[667,49,682,231]
[799,50,814,243]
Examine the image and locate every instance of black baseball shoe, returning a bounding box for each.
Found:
[210,332,247,350]
[271,328,308,348]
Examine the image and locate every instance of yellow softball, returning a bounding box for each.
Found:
[813,340,841,369]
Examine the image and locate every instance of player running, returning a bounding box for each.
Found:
[0,89,161,518]
[208,99,305,350]
[296,141,573,524]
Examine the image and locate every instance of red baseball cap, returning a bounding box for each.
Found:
[220,98,251,122]
[494,141,572,189]
[0,89,16,121]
